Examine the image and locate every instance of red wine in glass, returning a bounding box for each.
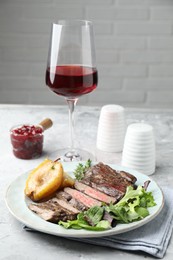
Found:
[45,20,98,161]
[46,65,98,98]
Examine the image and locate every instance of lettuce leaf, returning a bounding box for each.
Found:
[106,185,156,223]
[59,206,111,231]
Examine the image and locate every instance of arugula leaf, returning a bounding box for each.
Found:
[106,185,156,223]
[73,159,92,180]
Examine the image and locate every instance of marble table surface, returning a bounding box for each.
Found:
[0,104,173,260]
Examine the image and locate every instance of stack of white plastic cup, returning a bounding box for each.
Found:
[121,123,155,176]
[96,105,125,153]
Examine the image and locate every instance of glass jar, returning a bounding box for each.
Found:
[10,124,44,159]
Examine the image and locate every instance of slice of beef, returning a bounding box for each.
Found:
[29,202,77,222]
[64,187,102,208]
[69,198,88,211]
[74,180,117,204]
[116,170,137,183]
[50,197,80,214]
[81,162,136,199]
[55,190,88,211]
[55,190,72,201]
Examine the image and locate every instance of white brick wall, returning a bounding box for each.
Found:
[0,0,173,108]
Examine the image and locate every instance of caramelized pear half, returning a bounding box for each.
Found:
[25,159,63,201]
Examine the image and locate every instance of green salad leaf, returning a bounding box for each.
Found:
[59,206,111,231]
[106,185,156,223]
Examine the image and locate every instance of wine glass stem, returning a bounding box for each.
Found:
[66,98,78,152]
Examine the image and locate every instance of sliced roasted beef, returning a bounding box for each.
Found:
[74,180,117,204]
[50,197,79,214]
[69,198,88,211]
[55,190,88,211]
[55,190,72,201]
[64,187,102,208]
[81,162,137,199]
[116,170,136,183]
[29,201,77,222]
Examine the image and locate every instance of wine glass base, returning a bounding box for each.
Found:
[51,148,95,162]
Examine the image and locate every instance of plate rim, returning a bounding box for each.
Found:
[5,162,164,238]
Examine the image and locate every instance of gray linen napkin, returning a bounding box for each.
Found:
[23,187,173,258]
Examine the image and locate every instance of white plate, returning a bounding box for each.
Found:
[5,162,164,238]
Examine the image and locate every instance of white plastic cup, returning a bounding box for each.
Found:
[121,123,155,176]
[96,105,125,152]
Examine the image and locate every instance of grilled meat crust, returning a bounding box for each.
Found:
[81,162,136,198]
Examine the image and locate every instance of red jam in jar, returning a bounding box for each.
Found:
[10,124,44,159]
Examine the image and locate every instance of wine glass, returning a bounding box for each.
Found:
[45,20,98,161]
